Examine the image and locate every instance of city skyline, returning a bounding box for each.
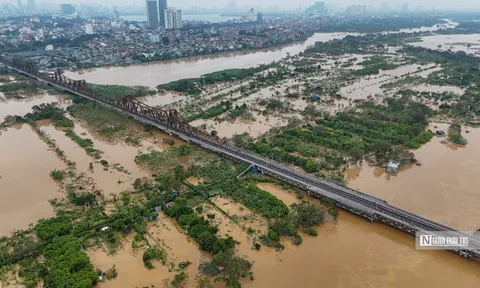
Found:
[5,0,480,10]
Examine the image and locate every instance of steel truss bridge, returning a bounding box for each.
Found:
[2,56,479,260]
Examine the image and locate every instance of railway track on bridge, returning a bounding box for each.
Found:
[2,56,479,260]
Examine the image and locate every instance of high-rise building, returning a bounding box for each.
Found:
[257,12,263,24]
[164,7,182,29]
[85,23,94,34]
[61,4,75,15]
[114,10,120,22]
[305,2,326,16]
[27,0,35,11]
[146,0,159,28]
[247,8,256,22]
[17,0,24,14]
[158,0,168,28]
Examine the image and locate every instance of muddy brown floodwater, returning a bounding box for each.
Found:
[65,33,356,87]
[64,21,456,88]
[0,125,65,236]
[244,213,480,288]
[348,123,480,230]
[0,94,69,121]
[243,182,480,288]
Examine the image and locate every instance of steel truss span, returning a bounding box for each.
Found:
[2,55,479,261]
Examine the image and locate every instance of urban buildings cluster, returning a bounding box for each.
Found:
[0,15,314,70]
[146,0,182,30]
[0,1,451,72]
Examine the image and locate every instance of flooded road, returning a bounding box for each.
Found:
[348,123,480,230]
[0,125,65,236]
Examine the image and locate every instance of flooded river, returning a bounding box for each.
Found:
[348,123,480,230]
[3,18,479,287]
[64,20,457,88]
[65,33,354,87]
[243,183,480,288]
[0,93,68,121]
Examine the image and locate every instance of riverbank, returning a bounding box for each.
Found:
[65,20,457,87]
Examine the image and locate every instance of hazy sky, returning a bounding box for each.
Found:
[8,0,480,10]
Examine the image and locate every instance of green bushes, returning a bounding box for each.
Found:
[35,215,73,241]
[200,161,289,218]
[91,84,155,99]
[165,198,235,254]
[67,191,96,206]
[18,258,48,288]
[259,202,324,248]
[43,235,97,288]
[448,123,463,143]
[171,271,187,288]
[407,130,435,149]
[142,246,168,269]
[157,66,271,94]
[64,129,103,159]
[188,101,232,121]
[7,103,74,128]
[65,129,93,148]
[289,202,325,228]
[157,78,201,95]
[50,169,66,181]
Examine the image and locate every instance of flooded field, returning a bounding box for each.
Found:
[64,21,456,88]
[4,18,480,288]
[0,125,65,236]
[410,34,480,55]
[348,123,480,230]
[410,84,466,95]
[138,92,188,108]
[339,64,437,100]
[41,123,150,196]
[89,214,202,288]
[0,93,68,121]
[191,115,288,139]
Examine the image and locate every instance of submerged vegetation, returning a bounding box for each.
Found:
[157,65,272,94]
[67,100,152,142]
[246,98,433,182]
[3,16,480,288]
[2,103,73,128]
[91,84,156,99]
